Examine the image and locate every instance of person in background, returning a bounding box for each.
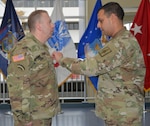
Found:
[52,2,146,126]
[6,10,60,126]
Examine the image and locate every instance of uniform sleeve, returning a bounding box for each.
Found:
[7,45,31,78]
[60,39,134,76]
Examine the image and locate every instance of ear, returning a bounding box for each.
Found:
[111,13,118,21]
[36,22,42,31]
[109,13,117,24]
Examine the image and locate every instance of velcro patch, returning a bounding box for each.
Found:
[17,64,25,71]
[12,54,25,62]
[99,47,112,57]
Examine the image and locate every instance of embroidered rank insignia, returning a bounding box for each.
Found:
[99,47,112,57]
[12,54,25,62]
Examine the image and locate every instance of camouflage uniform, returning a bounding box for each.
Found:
[59,28,146,126]
[6,34,60,126]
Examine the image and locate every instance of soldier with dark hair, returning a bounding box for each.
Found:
[6,10,60,126]
[53,2,146,126]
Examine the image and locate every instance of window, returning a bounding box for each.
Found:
[63,0,78,7]
[13,0,78,7]
[0,0,85,44]
[66,22,79,30]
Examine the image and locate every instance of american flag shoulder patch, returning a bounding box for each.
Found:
[12,54,25,62]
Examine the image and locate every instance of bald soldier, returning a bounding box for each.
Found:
[53,2,146,126]
[6,10,60,126]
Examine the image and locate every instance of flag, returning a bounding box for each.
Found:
[0,0,25,52]
[130,0,150,91]
[0,47,8,77]
[46,0,76,86]
[0,0,25,77]
[77,0,103,90]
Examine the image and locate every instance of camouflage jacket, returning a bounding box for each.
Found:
[59,28,146,121]
[6,34,60,120]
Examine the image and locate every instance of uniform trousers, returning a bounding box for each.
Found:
[13,112,52,126]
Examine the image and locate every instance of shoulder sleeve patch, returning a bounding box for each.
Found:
[12,54,25,62]
[17,64,25,71]
[99,47,112,57]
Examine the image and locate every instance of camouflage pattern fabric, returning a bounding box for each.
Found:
[13,115,52,126]
[59,28,146,126]
[6,34,60,125]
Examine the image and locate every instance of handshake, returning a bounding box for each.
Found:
[52,51,64,62]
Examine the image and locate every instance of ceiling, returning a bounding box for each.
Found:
[0,0,142,24]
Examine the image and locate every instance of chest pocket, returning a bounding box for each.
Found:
[30,51,50,72]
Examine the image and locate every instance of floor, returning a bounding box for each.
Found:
[0,103,150,126]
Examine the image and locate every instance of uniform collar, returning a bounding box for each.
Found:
[112,27,127,39]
